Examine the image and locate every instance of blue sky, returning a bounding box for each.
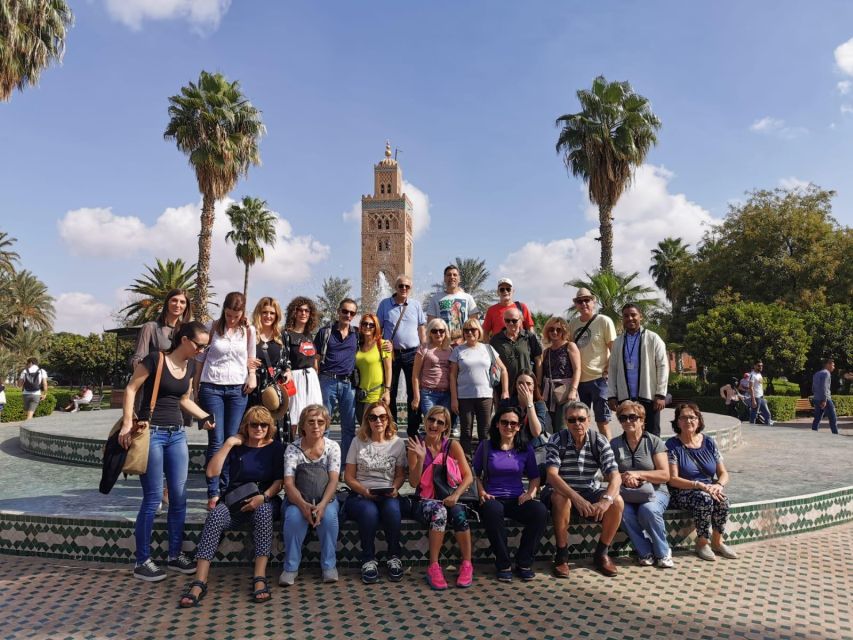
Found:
[2,0,852,333]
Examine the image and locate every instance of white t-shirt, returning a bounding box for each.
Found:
[749,372,765,398]
[345,436,406,490]
[426,290,478,335]
[19,366,47,395]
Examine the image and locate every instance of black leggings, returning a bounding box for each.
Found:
[458,397,492,457]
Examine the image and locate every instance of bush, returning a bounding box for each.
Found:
[768,380,799,396]
[669,395,798,422]
[1,388,58,422]
[765,396,795,422]
[668,374,707,396]
[834,396,853,417]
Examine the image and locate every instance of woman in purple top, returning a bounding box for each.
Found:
[473,407,547,582]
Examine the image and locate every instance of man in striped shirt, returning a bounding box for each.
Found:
[545,400,623,578]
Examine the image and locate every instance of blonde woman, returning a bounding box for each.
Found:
[412,318,453,422]
[535,316,581,432]
[249,297,289,433]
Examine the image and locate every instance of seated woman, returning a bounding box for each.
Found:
[473,407,547,582]
[280,404,341,586]
[406,405,474,590]
[178,406,284,607]
[666,402,738,562]
[344,400,407,584]
[499,370,547,447]
[610,401,673,568]
[64,385,94,412]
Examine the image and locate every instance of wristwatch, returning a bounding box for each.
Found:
[601,494,614,503]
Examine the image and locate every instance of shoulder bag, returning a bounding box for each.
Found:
[543,346,574,410]
[617,434,657,503]
[432,439,479,505]
[486,345,501,390]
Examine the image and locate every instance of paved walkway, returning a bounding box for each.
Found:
[1,523,851,640]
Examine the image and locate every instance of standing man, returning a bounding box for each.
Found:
[426,265,479,336]
[568,288,617,439]
[607,304,669,437]
[812,358,838,434]
[376,274,426,437]
[490,306,542,394]
[482,278,534,340]
[315,298,360,468]
[748,361,774,425]
[18,357,48,421]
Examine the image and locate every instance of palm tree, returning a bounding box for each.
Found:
[4,270,54,332]
[566,271,658,329]
[556,75,661,273]
[316,277,353,325]
[164,71,266,320]
[121,258,199,325]
[430,257,497,310]
[0,231,20,275]
[225,196,277,300]
[530,311,551,336]
[649,237,691,303]
[0,0,73,101]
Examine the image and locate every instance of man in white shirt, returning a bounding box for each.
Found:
[18,357,48,421]
[748,361,774,425]
[425,265,479,335]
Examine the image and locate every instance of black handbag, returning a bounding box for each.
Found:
[222,482,260,515]
[432,439,479,505]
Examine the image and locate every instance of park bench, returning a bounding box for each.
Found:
[79,394,103,411]
[794,398,812,416]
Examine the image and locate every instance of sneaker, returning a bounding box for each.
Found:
[386,556,404,582]
[279,570,297,586]
[711,543,738,559]
[456,560,474,588]
[695,543,716,562]
[516,566,535,581]
[133,558,166,582]
[425,562,448,590]
[655,554,675,569]
[322,568,339,583]
[496,567,513,583]
[155,501,164,516]
[361,560,380,584]
[637,555,654,567]
[167,553,197,575]
[450,424,461,439]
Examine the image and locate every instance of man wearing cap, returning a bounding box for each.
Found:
[482,278,534,340]
[489,305,542,393]
[376,274,427,436]
[568,288,617,439]
[607,303,668,436]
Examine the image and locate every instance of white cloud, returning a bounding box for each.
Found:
[835,37,853,76]
[838,80,852,95]
[54,293,113,335]
[749,116,807,139]
[342,180,431,239]
[841,104,853,115]
[103,0,230,32]
[499,165,720,315]
[778,177,810,191]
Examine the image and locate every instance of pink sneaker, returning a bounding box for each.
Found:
[425,562,448,590]
[456,560,474,588]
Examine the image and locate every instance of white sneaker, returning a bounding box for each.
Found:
[322,567,339,583]
[655,554,675,569]
[712,543,738,559]
[279,570,297,586]
[695,544,716,562]
[637,555,654,567]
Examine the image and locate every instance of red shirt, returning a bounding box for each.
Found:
[482,301,534,337]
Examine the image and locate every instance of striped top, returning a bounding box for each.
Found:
[545,430,617,493]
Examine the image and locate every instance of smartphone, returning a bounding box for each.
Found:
[370,486,395,497]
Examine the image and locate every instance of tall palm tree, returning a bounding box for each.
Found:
[0,0,73,101]
[121,258,199,325]
[566,270,658,329]
[556,75,661,273]
[225,196,277,300]
[5,269,54,332]
[316,277,353,324]
[649,237,690,303]
[0,231,20,275]
[164,71,266,320]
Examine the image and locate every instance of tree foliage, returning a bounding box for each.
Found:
[649,237,690,303]
[566,271,659,329]
[799,303,853,383]
[316,277,353,325]
[225,196,277,300]
[43,332,130,387]
[121,258,199,326]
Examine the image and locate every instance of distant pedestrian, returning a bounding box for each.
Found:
[18,357,48,421]
[719,378,741,419]
[748,361,774,426]
[812,358,838,435]
[0,383,6,421]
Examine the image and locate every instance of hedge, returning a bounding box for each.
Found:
[834,396,853,417]
[671,395,798,422]
[1,388,58,422]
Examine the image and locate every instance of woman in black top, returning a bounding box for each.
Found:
[120,321,214,583]
[283,296,323,429]
[248,297,290,438]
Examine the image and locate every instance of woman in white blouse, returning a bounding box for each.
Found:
[194,291,257,510]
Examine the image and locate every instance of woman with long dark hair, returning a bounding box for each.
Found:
[195,291,257,510]
[120,321,213,582]
[283,296,323,430]
[130,288,193,369]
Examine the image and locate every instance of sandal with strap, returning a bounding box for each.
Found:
[251,576,271,603]
[178,580,208,608]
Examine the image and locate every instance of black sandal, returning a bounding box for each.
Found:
[251,576,271,603]
[178,580,208,608]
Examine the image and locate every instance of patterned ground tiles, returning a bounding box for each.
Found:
[1,523,851,640]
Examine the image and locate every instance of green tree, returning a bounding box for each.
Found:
[0,0,73,101]
[0,231,20,275]
[225,196,277,300]
[566,271,659,329]
[556,75,661,273]
[530,311,551,336]
[798,303,853,391]
[44,332,118,387]
[4,269,54,332]
[316,277,353,325]
[685,302,808,382]
[120,258,199,325]
[649,237,690,303]
[164,71,266,320]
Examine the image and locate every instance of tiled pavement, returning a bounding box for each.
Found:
[2,523,851,640]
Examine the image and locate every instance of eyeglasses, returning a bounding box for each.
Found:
[296,307,310,314]
[361,322,376,329]
[574,298,593,305]
[499,419,520,429]
[498,287,511,293]
[188,338,209,352]
[462,328,478,335]
[547,327,563,333]
[504,318,520,324]
[397,284,411,290]
[367,413,388,422]
[339,309,356,317]
[618,414,641,423]
[426,416,446,427]
[430,329,446,335]
[566,416,588,424]
[248,422,270,429]
[678,415,700,422]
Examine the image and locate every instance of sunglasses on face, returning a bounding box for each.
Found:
[430,329,446,335]
[505,318,520,324]
[566,416,588,424]
[499,419,520,429]
[361,322,375,329]
[548,327,563,333]
[188,338,209,352]
[249,422,270,429]
[339,309,356,317]
[397,284,411,290]
[462,328,478,335]
[678,415,699,422]
[574,298,593,305]
[618,414,641,423]
[426,416,446,427]
[296,307,310,314]
[367,413,388,422]
[498,287,511,293]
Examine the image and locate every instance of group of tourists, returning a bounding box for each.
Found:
[115,272,741,607]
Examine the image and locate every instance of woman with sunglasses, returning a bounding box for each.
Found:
[412,318,453,425]
[283,296,323,430]
[406,405,475,589]
[450,318,509,457]
[120,321,213,583]
[248,297,289,437]
[535,317,580,432]
[473,407,547,582]
[344,401,407,584]
[611,401,673,568]
[178,406,284,607]
[353,313,391,424]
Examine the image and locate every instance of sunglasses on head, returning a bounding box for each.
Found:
[618,414,641,423]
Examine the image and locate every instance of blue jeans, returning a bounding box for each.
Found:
[319,375,355,470]
[134,426,188,564]
[282,499,340,571]
[345,494,402,562]
[199,382,249,498]
[812,399,838,434]
[578,377,610,424]
[749,397,772,424]
[420,388,450,417]
[620,489,671,559]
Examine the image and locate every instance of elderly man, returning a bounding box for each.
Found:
[482,278,534,340]
[568,288,617,439]
[812,358,838,434]
[489,306,542,394]
[607,304,669,436]
[426,264,479,335]
[545,401,623,577]
[376,274,427,436]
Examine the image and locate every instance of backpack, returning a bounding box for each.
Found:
[23,369,42,393]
